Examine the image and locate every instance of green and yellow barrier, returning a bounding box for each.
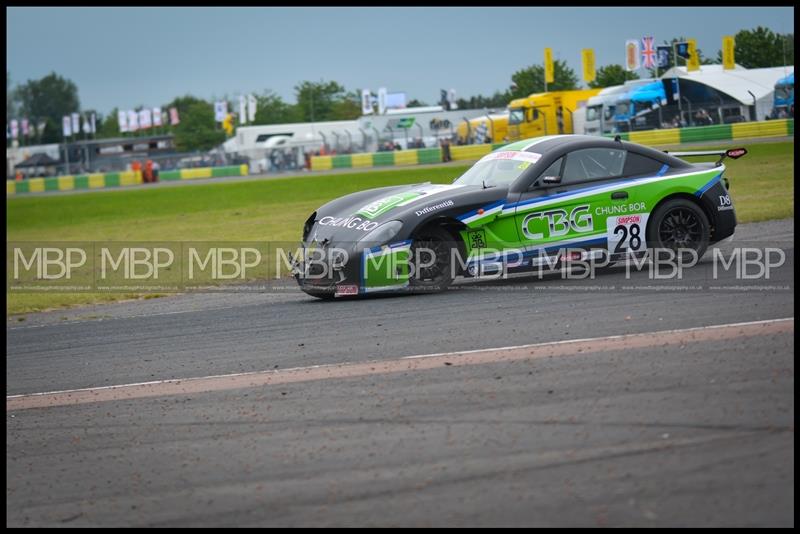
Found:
[608,118,793,146]
[7,165,248,196]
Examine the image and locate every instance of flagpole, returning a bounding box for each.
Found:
[674,42,682,125]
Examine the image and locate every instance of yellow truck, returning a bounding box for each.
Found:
[456,110,510,145]
[506,88,601,141]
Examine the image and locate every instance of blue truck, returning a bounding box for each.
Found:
[771,72,794,118]
[613,80,667,132]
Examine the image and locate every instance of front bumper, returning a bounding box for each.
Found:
[292,240,413,297]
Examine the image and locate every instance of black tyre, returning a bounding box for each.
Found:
[647,198,710,262]
[409,226,456,293]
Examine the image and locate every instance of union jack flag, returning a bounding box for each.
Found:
[641,36,656,69]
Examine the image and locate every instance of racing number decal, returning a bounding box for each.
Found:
[607,213,648,254]
[467,229,487,250]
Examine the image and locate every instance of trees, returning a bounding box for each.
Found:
[252,91,298,125]
[509,60,580,99]
[455,91,511,110]
[295,80,356,122]
[716,27,794,68]
[13,72,80,143]
[164,95,225,151]
[589,64,638,89]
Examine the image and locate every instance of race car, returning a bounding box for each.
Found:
[293,135,744,299]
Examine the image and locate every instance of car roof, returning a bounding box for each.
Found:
[499,135,692,168]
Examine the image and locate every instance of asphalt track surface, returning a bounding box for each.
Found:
[6,219,795,526]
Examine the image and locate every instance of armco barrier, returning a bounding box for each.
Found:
[7,164,248,196]
[310,119,793,172]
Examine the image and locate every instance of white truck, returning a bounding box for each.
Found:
[583,79,655,136]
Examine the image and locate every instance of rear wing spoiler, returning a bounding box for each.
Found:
[663,147,748,167]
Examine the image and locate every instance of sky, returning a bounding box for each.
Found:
[6,7,795,116]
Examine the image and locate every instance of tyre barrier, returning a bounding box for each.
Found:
[7,164,249,196]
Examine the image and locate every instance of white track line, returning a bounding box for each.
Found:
[6,317,793,410]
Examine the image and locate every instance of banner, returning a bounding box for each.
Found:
[82,115,91,134]
[10,119,19,139]
[675,41,690,60]
[361,89,372,115]
[377,87,387,115]
[21,118,29,136]
[62,115,72,137]
[128,110,139,132]
[657,45,671,68]
[247,94,256,122]
[640,37,656,69]
[153,107,162,127]
[90,113,96,134]
[169,107,180,126]
[139,108,152,129]
[625,39,640,71]
[239,95,246,125]
[544,47,554,84]
[448,89,458,111]
[37,120,47,137]
[687,38,700,72]
[581,48,596,83]
[214,101,227,122]
[118,109,129,133]
[71,113,80,135]
[722,35,735,70]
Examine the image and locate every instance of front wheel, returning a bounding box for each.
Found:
[647,198,710,263]
[409,226,456,293]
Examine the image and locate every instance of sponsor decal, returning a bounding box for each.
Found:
[415,199,454,216]
[357,184,464,219]
[521,204,594,241]
[335,284,359,297]
[717,194,734,211]
[317,216,380,232]
[480,150,542,164]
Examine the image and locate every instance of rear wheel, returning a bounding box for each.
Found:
[647,198,710,262]
[409,226,456,293]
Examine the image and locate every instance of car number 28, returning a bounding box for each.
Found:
[607,213,649,254]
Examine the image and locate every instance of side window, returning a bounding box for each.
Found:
[562,148,626,184]
[623,152,664,177]
[530,157,564,189]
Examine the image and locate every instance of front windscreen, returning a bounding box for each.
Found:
[585,105,601,121]
[509,108,525,125]
[775,85,793,100]
[453,150,542,188]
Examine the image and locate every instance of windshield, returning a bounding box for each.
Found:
[775,85,794,100]
[616,101,630,117]
[453,150,542,188]
[509,108,525,125]
[585,105,602,121]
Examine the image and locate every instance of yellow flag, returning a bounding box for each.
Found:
[582,49,596,83]
[687,38,700,72]
[544,48,554,84]
[722,36,735,70]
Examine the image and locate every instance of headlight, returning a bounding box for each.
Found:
[358,220,403,247]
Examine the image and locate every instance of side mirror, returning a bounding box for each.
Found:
[542,175,561,184]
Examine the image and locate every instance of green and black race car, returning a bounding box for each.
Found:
[293,135,744,299]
